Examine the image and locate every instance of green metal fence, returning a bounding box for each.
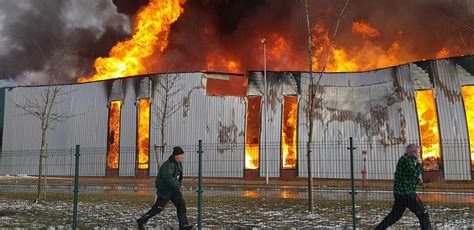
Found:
[1,139,473,229]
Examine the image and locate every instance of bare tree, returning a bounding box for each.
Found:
[303,0,350,213]
[152,73,183,169]
[14,41,76,202]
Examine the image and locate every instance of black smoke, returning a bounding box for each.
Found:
[112,0,149,16]
[0,0,131,85]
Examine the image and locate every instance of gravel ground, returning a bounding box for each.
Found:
[1,194,473,229]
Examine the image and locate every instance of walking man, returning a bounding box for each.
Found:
[375,144,431,229]
[137,146,192,230]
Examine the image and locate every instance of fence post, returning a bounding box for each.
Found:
[347,137,356,229]
[72,145,80,230]
[197,140,203,229]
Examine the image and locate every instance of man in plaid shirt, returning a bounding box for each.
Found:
[375,144,431,229]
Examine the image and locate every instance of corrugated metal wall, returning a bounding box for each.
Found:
[149,73,246,178]
[253,72,284,178]
[1,57,473,179]
[298,66,420,180]
[119,78,137,177]
[1,82,108,176]
[431,59,471,180]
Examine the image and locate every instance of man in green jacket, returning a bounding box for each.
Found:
[137,146,192,230]
[375,144,431,229]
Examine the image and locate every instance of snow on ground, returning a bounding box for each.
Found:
[0,174,36,179]
[1,196,473,229]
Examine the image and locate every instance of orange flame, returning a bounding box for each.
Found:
[137,99,150,169]
[245,96,261,169]
[311,22,417,72]
[461,86,474,170]
[435,48,450,59]
[107,101,121,169]
[282,96,297,169]
[206,51,242,73]
[78,0,187,82]
[415,90,441,171]
[352,21,381,39]
[311,23,331,71]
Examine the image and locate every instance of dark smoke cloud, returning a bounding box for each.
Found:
[155,0,473,73]
[155,0,303,72]
[0,0,130,85]
[112,0,148,16]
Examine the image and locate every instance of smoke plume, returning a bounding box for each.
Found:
[0,0,472,85]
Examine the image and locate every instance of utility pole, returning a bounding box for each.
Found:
[261,38,269,185]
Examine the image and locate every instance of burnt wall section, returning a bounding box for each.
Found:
[149,73,246,178]
[298,66,419,180]
[430,59,471,180]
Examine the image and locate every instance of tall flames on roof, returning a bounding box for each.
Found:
[78,0,186,82]
[311,21,417,72]
[415,90,441,171]
[461,86,474,170]
[75,1,466,79]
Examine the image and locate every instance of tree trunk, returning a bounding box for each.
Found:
[307,119,314,213]
[305,0,315,213]
[44,143,48,199]
[36,128,47,202]
[159,122,166,169]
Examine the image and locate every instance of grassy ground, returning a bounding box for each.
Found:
[2,176,474,192]
[1,191,473,229]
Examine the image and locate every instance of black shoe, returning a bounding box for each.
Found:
[137,219,145,230]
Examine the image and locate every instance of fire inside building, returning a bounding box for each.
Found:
[0,56,473,181]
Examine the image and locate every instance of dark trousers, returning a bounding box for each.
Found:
[375,195,431,230]
[138,191,189,228]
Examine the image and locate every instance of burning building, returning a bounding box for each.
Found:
[0,56,473,181]
[0,0,473,181]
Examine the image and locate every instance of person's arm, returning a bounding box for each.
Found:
[162,163,181,191]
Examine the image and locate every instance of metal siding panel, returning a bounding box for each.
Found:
[3,87,43,151]
[2,82,109,176]
[48,83,109,149]
[432,60,471,180]
[149,73,245,178]
[396,64,420,141]
[260,72,283,178]
[120,79,137,176]
[318,69,392,87]
[298,67,420,180]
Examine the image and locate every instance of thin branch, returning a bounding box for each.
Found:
[316,0,350,85]
[439,7,474,31]
[458,30,473,55]
[468,0,474,15]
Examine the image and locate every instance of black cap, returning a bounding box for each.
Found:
[172,146,184,156]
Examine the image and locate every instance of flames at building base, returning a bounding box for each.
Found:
[245,96,261,170]
[107,101,121,169]
[462,86,474,170]
[282,96,297,169]
[415,90,441,171]
[137,99,150,170]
